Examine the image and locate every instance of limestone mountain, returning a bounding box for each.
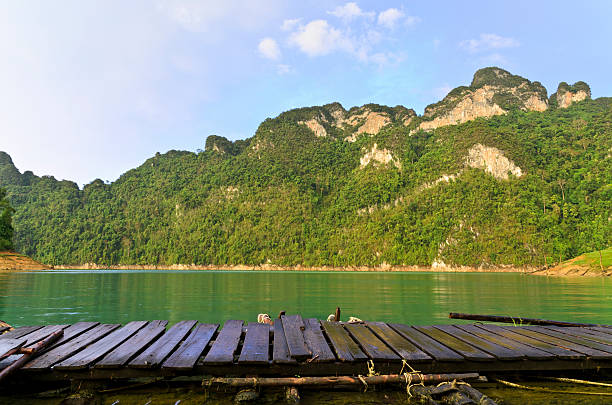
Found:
[0,67,610,269]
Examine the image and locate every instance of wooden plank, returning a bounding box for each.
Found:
[302,318,335,363]
[202,320,243,365]
[23,324,121,370]
[163,323,218,370]
[414,326,494,362]
[508,326,612,359]
[552,326,612,345]
[129,320,197,368]
[45,322,100,351]
[434,325,525,361]
[389,324,464,362]
[475,324,583,360]
[238,323,269,365]
[457,324,555,360]
[20,325,69,347]
[272,321,295,364]
[0,326,44,340]
[0,355,20,370]
[321,321,368,362]
[95,320,168,368]
[54,321,148,370]
[345,323,399,361]
[588,326,612,336]
[531,326,612,355]
[281,315,311,360]
[367,322,431,362]
[0,339,26,359]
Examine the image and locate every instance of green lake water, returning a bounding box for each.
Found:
[1,270,611,327]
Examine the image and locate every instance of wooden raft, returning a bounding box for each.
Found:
[2,316,612,382]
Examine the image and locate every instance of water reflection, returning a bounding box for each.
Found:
[0,270,610,327]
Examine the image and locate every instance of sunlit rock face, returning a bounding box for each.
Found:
[466,143,522,180]
[359,143,401,170]
[551,81,591,109]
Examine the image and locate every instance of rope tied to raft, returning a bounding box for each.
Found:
[399,359,424,398]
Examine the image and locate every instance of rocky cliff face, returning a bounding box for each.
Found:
[419,67,548,131]
[551,81,591,108]
[466,144,523,180]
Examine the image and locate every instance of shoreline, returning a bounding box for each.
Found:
[55,262,537,273]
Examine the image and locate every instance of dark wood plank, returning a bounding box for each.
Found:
[202,320,243,365]
[457,324,555,360]
[434,325,524,361]
[129,320,197,368]
[321,321,368,362]
[345,323,399,361]
[533,326,612,355]
[552,326,612,345]
[272,321,295,364]
[23,324,121,370]
[389,324,464,362]
[20,325,69,347]
[475,324,583,359]
[302,318,335,363]
[45,322,100,351]
[0,339,26,358]
[0,326,44,340]
[414,326,494,362]
[588,326,612,336]
[509,326,612,359]
[238,323,269,365]
[54,321,148,370]
[367,322,431,362]
[94,320,168,368]
[0,354,20,370]
[0,326,10,334]
[281,315,311,360]
[163,323,218,370]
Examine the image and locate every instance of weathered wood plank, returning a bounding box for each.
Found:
[389,324,463,362]
[281,315,311,360]
[202,320,243,365]
[551,326,612,345]
[475,324,583,360]
[54,321,148,370]
[44,322,100,352]
[321,321,368,362]
[163,323,218,370]
[94,320,168,368]
[129,320,197,368]
[0,326,44,340]
[272,321,295,364]
[414,326,494,362]
[0,354,20,370]
[345,323,399,361]
[0,339,26,359]
[20,325,69,347]
[23,324,121,370]
[367,322,431,362]
[507,326,612,359]
[434,325,525,361]
[588,326,612,336]
[532,326,612,354]
[456,324,555,360]
[238,323,269,365]
[302,319,335,363]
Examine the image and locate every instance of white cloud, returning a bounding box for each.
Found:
[404,15,421,27]
[288,20,353,57]
[459,33,520,53]
[281,18,301,31]
[377,8,403,28]
[328,2,374,21]
[258,37,281,60]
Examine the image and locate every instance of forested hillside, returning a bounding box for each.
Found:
[1,68,610,268]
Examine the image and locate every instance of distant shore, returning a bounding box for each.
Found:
[56,262,537,273]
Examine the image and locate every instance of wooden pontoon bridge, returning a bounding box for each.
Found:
[2,315,612,385]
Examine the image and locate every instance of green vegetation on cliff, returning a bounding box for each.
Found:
[0,70,610,268]
[0,187,14,251]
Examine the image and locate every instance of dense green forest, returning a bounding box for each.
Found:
[0,187,14,251]
[1,68,610,268]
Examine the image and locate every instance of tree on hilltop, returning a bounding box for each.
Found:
[0,187,14,251]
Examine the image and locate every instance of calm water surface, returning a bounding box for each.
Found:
[1,270,611,327]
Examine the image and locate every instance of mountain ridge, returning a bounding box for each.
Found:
[1,67,610,269]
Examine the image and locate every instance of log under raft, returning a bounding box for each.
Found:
[1,313,612,402]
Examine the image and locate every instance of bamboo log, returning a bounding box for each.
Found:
[0,330,63,382]
[457,384,498,405]
[448,313,610,327]
[206,373,479,388]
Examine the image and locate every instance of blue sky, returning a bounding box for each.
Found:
[2,1,611,185]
